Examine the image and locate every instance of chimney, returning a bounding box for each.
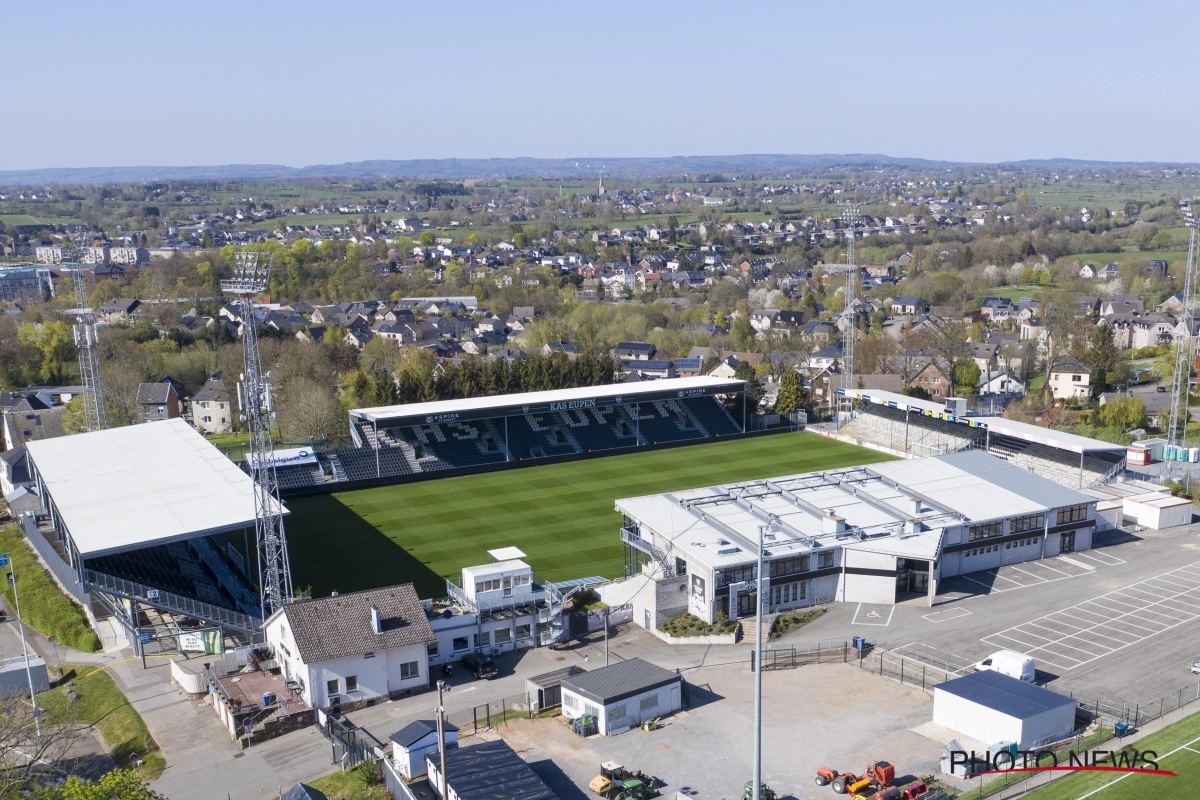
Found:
[906,497,922,515]
[822,512,847,534]
[370,607,382,635]
[904,519,925,535]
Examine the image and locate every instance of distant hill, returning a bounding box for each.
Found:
[0,154,1193,186]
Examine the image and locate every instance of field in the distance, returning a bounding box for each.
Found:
[285,432,894,599]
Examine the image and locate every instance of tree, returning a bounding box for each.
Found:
[418,231,436,247]
[903,385,932,401]
[953,357,981,396]
[17,320,75,385]
[734,360,762,409]
[1096,395,1147,431]
[1085,322,1123,393]
[278,376,346,441]
[773,366,803,414]
[730,314,754,350]
[34,769,167,800]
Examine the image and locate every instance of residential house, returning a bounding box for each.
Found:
[802,320,837,343]
[192,375,233,434]
[539,341,578,358]
[344,329,373,349]
[2,397,65,451]
[1158,295,1186,316]
[263,583,435,712]
[805,344,843,372]
[911,362,952,400]
[1100,295,1144,318]
[978,373,1026,396]
[612,342,656,361]
[0,446,31,497]
[135,382,180,424]
[99,297,141,324]
[1048,355,1093,400]
[980,297,1015,322]
[891,296,927,315]
[808,365,840,412]
[461,331,507,355]
[1078,263,1098,279]
[621,359,676,380]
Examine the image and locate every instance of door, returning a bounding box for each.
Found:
[1061,531,1076,553]
[737,590,757,618]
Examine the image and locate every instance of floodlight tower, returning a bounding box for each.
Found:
[1167,200,1199,450]
[71,271,108,432]
[839,203,861,420]
[221,252,293,618]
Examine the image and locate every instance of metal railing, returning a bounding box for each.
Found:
[83,569,263,633]
[20,515,88,605]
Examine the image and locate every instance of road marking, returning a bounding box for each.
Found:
[1009,566,1050,583]
[1057,555,1096,571]
[984,569,1028,586]
[852,604,894,626]
[1075,550,1126,566]
[923,606,972,623]
[983,561,1200,671]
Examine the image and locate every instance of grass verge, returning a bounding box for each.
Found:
[770,607,826,637]
[0,525,99,652]
[285,432,894,599]
[308,765,391,800]
[658,612,738,637]
[39,664,166,779]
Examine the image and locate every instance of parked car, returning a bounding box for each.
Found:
[461,653,499,679]
[1189,657,1200,675]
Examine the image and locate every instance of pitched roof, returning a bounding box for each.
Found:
[192,376,230,402]
[1051,355,1092,374]
[560,657,679,707]
[277,583,434,664]
[390,719,459,748]
[431,740,557,800]
[135,383,174,405]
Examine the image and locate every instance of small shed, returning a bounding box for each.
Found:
[933,670,1075,749]
[560,657,681,735]
[1125,494,1193,530]
[390,719,458,779]
[283,785,328,800]
[526,665,586,711]
[426,739,556,800]
[0,654,48,697]
[4,486,41,517]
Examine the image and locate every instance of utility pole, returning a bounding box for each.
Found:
[436,680,450,798]
[70,270,107,432]
[222,253,293,618]
[1,553,40,736]
[752,525,765,800]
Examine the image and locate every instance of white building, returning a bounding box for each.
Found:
[263,583,435,711]
[390,719,458,780]
[607,450,1097,624]
[933,671,1075,749]
[560,657,681,735]
[432,547,565,663]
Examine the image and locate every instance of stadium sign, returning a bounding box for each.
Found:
[245,448,318,470]
[549,399,596,411]
[426,413,460,423]
[677,389,707,398]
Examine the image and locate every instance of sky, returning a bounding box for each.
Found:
[3,1,1198,170]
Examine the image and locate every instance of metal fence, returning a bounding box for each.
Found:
[314,709,374,769]
[1069,678,1200,729]
[752,639,873,671]
[382,758,418,800]
[20,514,87,605]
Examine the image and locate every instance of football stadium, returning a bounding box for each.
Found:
[8,377,1134,656]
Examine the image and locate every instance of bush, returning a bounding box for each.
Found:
[771,608,826,637]
[658,612,738,637]
[0,525,100,652]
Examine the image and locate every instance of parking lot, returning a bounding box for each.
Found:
[785,522,1200,704]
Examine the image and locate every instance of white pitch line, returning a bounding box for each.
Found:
[1075,731,1200,799]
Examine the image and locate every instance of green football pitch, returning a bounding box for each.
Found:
[1022,708,1200,800]
[284,431,894,599]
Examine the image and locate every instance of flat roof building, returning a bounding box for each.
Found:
[609,451,1097,625]
[933,670,1075,749]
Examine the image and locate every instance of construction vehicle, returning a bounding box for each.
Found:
[741,781,776,800]
[815,761,895,795]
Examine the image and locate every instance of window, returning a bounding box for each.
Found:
[769,555,809,578]
[400,661,419,679]
[345,675,357,691]
[564,693,579,711]
[609,704,626,721]
[427,641,438,657]
[717,565,756,587]
[818,551,834,569]
[453,636,469,652]
[494,628,512,644]
[1011,513,1044,533]
[202,416,211,423]
[327,679,338,694]
[968,520,1003,542]
[516,624,532,640]
[1057,504,1088,525]
[639,694,658,711]
[364,651,375,659]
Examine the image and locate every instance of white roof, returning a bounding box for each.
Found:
[26,419,284,558]
[463,559,529,579]
[349,376,743,423]
[964,417,1126,454]
[488,546,527,562]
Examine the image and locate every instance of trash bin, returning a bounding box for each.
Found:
[261,691,275,708]
[852,636,867,650]
[1115,721,1131,736]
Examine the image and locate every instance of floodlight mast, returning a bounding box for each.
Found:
[221,252,293,618]
[840,203,860,394]
[71,270,108,432]
[1167,201,1198,451]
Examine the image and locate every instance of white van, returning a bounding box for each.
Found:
[974,650,1036,682]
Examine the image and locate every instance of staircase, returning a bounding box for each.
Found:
[483,419,511,460]
[396,440,424,472]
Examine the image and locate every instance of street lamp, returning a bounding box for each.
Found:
[752,524,765,800]
[436,680,450,799]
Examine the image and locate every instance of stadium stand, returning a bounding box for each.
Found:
[681,396,741,436]
[841,404,984,456]
[88,541,248,611]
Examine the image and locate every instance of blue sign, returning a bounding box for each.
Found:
[0,554,9,567]
[139,634,150,643]
[243,718,253,730]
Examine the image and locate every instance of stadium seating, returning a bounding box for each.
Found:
[562,405,636,452]
[88,543,238,610]
[505,414,578,459]
[275,464,319,490]
[682,396,741,436]
[623,402,707,444]
[986,437,1118,488]
[841,405,983,455]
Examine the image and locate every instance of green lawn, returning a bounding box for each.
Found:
[285,432,893,599]
[1024,708,1200,799]
[987,284,1056,301]
[308,767,390,800]
[0,525,100,652]
[40,664,166,779]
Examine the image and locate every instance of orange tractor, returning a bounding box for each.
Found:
[815,761,895,796]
